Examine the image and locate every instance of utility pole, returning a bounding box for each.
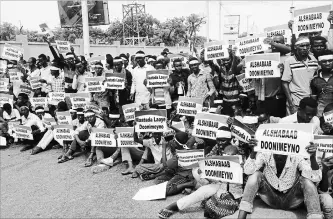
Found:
[219,1,222,41]
[82,0,90,58]
[206,1,209,42]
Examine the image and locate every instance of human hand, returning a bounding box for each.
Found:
[70,46,75,53]
[327,12,333,24]
[263,37,273,45]
[321,154,333,171]
[322,122,333,134]
[322,85,333,94]
[305,141,317,157]
[129,93,134,101]
[288,20,294,31]
[227,117,234,125]
[114,133,118,140]
[248,136,258,150]
[143,79,147,87]
[289,105,298,114]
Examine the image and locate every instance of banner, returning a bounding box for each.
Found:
[255,123,313,157]
[293,5,331,36]
[12,82,33,97]
[176,149,204,169]
[53,125,74,145]
[192,113,229,140]
[115,127,142,147]
[48,92,66,105]
[176,96,203,116]
[235,34,269,56]
[0,78,9,92]
[30,77,42,90]
[39,23,54,39]
[245,53,281,78]
[198,156,243,184]
[323,110,333,125]
[0,60,7,74]
[231,118,255,143]
[91,128,116,147]
[264,24,291,45]
[69,92,90,109]
[0,94,13,108]
[224,15,240,35]
[235,73,254,92]
[1,44,23,61]
[204,41,229,60]
[56,111,72,125]
[122,103,140,122]
[55,41,71,54]
[13,125,33,140]
[134,110,167,133]
[146,70,169,88]
[8,68,20,81]
[31,97,48,109]
[314,135,333,158]
[105,72,126,90]
[85,77,105,92]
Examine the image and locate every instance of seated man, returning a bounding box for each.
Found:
[319,154,333,219]
[320,103,333,135]
[2,103,20,122]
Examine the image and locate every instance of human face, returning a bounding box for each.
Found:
[296,42,310,57]
[20,107,29,118]
[95,66,103,76]
[136,57,145,67]
[70,112,77,120]
[152,132,162,144]
[66,57,75,65]
[114,61,123,72]
[173,61,182,72]
[312,40,326,57]
[78,114,85,123]
[86,114,96,125]
[319,57,333,71]
[36,112,44,120]
[189,63,199,74]
[298,106,317,123]
[217,138,231,148]
[155,63,164,70]
[271,36,285,52]
[76,64,85,74]
[27,58,35,68]
[51,70,59,77]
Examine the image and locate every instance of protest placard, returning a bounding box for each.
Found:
[323,110,333,125]
[48,92,66,105]
[177,96,203,116]
[69,93,90,109]
[264,24,291,45]
[0,78,9,92]
[29,77,42,90]
[55,41,71,54]
[235,73,254,92]
[231,118,255,143]
[44,117,57,126]
[39,23,54,39]
[204,41,229,60]
[91,128,117,147]
[85,77,105,92]
[168,55,187,70]
[235,34,269,56]
[56,111,72,125]
[245,53,281,78]
[53,125,74,144]
[13,125,33,140]
[293,5,331,36]
[122,103,140,122]
[146,70,169,88]
[105,72,126,90]
[134,110,167,133]
[8,68,20,81]
[115,127,142,147]
[314,135,333,158]
[1,44,23,61]
[132,181,167,201]
[31,97,48,109]
[0,60,7,74]
[172,121,186,132]
[12,82,33,98]
[0,94,13,108]
[255,123,313,157]
[176,149,204,169]
[192,113,229,140]
[198,156,243,184]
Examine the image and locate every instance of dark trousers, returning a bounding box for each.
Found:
[263,96,286,118]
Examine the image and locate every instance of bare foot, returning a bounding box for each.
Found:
[121,167,135,175]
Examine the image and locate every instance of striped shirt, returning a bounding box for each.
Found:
[281,55,318,106]
[220,70,241,103]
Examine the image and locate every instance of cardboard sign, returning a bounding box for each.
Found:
[69,93,90,109]
[56,111,72,125]
[85,77,105,92]
[245,53,281,78]
[12,82,33,97]
[53,125,74,144]
[264,24,291,45]
[0,78,9,92]
[44,117,57,126]
[132,181,167,201]
[134,110,167,133]
[255,123,313,157]
[0,60,7,74]
[236,73,254,92]
[204,41,229,60]
[1,44,23,61]
[323,110,333,125]
[13,125,33,140]
[0,94,13,108]
[8,68,20,81]
[90,128,117,147]
[198,156,243,184]
[105,72,126,90]
[172,121,186,132]
[48,92,66,105]
[122,103,140,122]
[314,135,333,158]
[231,118,255,143]
[177,96,203,116]
[192,113,229,140]
[31,97,48,109]
[176,149,204,169]
[146,70,169,87]
[235,34,269,56]
[39,23,54,38]
[55,41,71,54]
[30,77,42,90]
[293,5,331,36]
[115,127,142,147]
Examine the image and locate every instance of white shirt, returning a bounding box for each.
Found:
[3,109,20,121]
[278,112,322,134]
[130,64,155,104]
[40,66,52,81]
[21,112,45,132]
[27,68,41,79]
[143,138,173,164]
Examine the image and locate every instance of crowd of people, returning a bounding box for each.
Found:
[0,14,333,219]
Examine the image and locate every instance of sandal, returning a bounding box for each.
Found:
[131,172,139,178]
[58,155,74,163]
[158,209,174,219]
[140,173,156,181]
[84,157,94,167]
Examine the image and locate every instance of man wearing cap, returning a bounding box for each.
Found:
[130,51,155,109]
[282,36,319,115]
[310,51,333,117]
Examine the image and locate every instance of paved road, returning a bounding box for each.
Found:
[0,144,306,218]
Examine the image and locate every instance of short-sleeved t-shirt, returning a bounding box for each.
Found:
[143,138,173,164]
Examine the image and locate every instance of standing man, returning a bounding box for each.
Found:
[25,57,40,79]
[169,58,190,102]
[310,36,329,60]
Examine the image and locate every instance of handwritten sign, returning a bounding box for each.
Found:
[192,113,229,140]
[69,92,90,109]
[53,125,74,145]
[13,125,33,140]
[91,128,117,147]
[55,41,71,54]
[85,77,105,92]
[235,34,269,56]
[56,111,72,125]
[198,156,243,184]
[8,68,20,81]
[293,5,331,36]
[122,103,140,122]
[204,41,229,60]
[31,97,48,109]
[105,72,126,90]
[236,73,254,92]
[314,135,333,158]
[177,96,203,116]
[39,23,54,39]
[323,110,333,125]
[146,70,169,87]
[48,92,65,105]
[0,60,7,74]
[0,94,13,108]
[30,76,42,90]
[231,118,255,143]
[245,53,281,78]
[116,127,142,147]
[264,24,291,45]
[134,110,167,133]
[177,149,204,169]
[255,123,313,157]
[0,78,9,92]
[1,44,23,61]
